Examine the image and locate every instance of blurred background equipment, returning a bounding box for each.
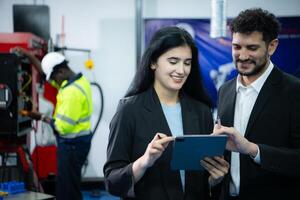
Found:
[13,5,50,41]
[0,4,104,195]
[0,53,32,137]
[0,33,46,137]
[210,0,227,38]
[0,32,47,193]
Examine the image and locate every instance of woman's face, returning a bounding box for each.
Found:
[152,45,192,94]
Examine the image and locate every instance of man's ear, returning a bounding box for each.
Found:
[268,39,279,56]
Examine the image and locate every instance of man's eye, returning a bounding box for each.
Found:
[233,45,241,50]
[248,47,258,51]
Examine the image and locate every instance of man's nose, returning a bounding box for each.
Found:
[238,49,250,60]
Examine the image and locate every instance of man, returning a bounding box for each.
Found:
[213,8,300,200]
[25,52,93,200]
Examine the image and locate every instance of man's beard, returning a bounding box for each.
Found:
[235,56,268,77]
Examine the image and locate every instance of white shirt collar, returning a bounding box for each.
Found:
[236,61,274,93]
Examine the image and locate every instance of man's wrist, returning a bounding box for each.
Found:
[208,176,218,187]
[248,142,259,158]
[40,114,51,123]
[40,114,46,121]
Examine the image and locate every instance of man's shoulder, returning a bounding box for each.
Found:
[281,70,300,85]
[219,77,236,92]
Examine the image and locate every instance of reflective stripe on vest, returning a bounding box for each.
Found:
[73,82,91,113]
[56,114,91,125]
[59,130,91,139]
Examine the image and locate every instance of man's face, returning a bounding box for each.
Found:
[232,31,272,77]
[50,69,64,87]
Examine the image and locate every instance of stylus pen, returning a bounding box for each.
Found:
[216,116,221,129]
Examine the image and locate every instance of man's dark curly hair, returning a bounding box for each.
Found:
[230,8,281,44]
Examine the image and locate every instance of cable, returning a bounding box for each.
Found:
[21,74,32,91]
[90,82,104,135]
[81,82,104,176]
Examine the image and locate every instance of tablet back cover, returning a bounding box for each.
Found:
[171,135,227,170]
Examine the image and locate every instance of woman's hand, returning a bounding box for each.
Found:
[201,156,229,187]
[132,133,174,183]
[141,133,174,168]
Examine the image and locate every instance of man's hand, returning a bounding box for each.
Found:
[10,46,30,57]
[10,46,44,75]
[20,110,42,120]
[212,124,258,157]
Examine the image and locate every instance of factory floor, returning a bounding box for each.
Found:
[81,178,119,200]
[82,190,119,200]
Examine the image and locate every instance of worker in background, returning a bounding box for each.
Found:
[21,52,93,200]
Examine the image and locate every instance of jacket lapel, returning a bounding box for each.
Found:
[218,79,237,162]
[143,87,171,136]
[245,67,282,137]
[219,79,237,127]
[142,87,184,199]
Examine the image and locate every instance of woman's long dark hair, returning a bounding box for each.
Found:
[125,26,212,107]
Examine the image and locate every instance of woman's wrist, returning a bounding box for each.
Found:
[132,156,149,183]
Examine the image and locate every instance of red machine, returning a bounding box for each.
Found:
[0,32,46,56]
[0,32,47,112]
[0,32,57,180]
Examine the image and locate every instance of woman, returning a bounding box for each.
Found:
[104,26,229,200]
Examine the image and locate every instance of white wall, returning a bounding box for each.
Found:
[1,0,299,178]
[144,0,300,18]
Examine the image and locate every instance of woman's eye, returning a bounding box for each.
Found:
[168,59,178,64]
[184,61,192,66]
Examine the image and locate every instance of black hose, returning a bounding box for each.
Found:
[90,82,104,135]
[81,82,104,176]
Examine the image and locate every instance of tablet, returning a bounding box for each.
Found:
[170,134,227,170]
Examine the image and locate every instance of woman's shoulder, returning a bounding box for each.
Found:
[183,94,212,113]
[116,92,146,113]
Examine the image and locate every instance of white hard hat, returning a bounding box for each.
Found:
[41,52,66,80]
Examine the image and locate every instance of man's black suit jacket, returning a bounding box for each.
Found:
[216,67,300,200]
[104,87,213,200]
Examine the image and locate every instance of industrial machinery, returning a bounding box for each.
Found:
[0,33,46,138]
[0,33,47,188]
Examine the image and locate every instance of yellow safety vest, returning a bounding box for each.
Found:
[53,74,92,138]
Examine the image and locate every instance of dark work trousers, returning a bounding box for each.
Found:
[56,134,92,200]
